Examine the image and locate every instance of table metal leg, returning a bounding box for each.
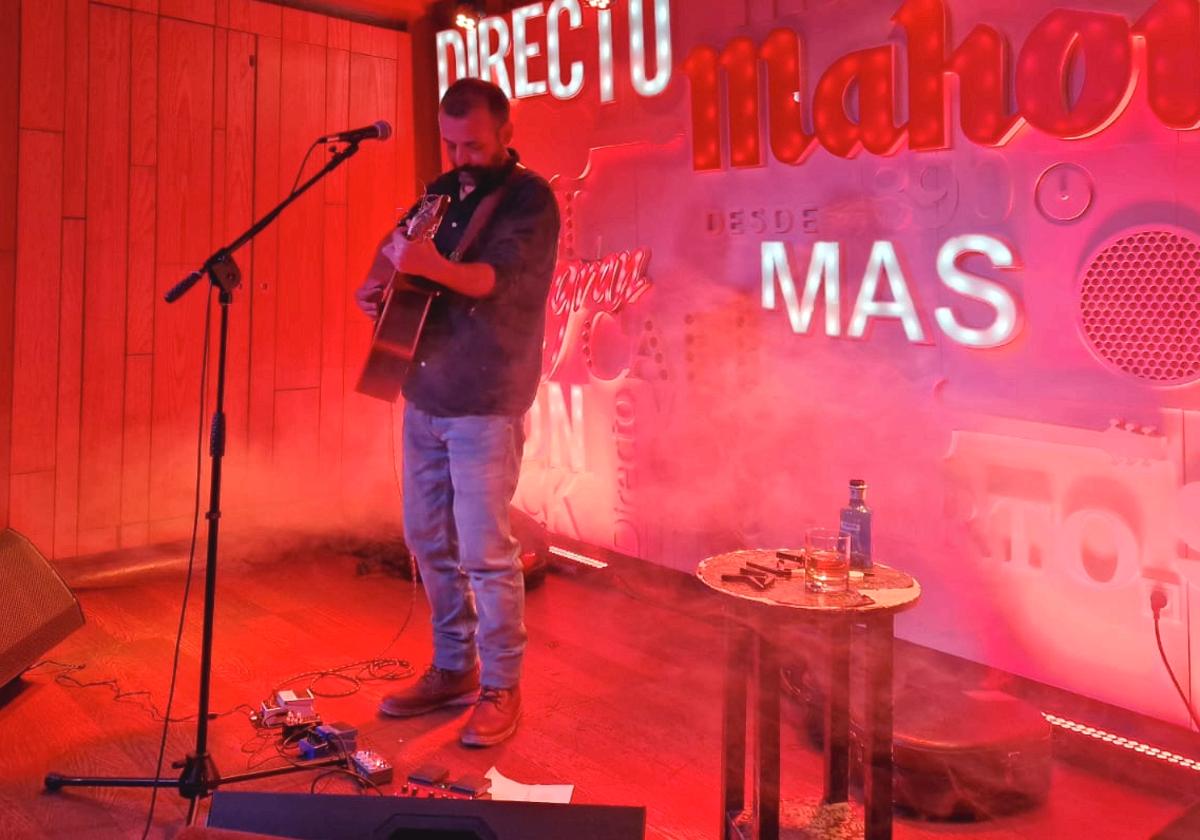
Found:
[823,618,851,804]
[722,613,751,838]
[864,614,895,840]
[756,632,780,840]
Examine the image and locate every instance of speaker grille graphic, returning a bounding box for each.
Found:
[1080,229,1200,384]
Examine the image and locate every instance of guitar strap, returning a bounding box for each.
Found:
[448,166,519,263]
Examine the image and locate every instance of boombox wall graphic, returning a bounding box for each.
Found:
[439,0,1200,726]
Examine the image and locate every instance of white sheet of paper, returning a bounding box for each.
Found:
[484,766,574,804]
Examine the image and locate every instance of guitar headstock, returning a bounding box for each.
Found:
[403,194,452,242]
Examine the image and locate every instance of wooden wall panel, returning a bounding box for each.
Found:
[275,40,326,392]
[0,251,13,530]
[210,31,228,302]
[121,353,153,531]
[76,524,117,556]
[325,47,350,204]
[395,33,416,208]
[18,0,64,131]
[342,51,400,518]
[272,387,320,506]
[156,18,214,268]
[248,34,281,478]
[318,204,346,493]
[220,29,256,510]
[211,130,226,270]
[226,0,281,38]
[150,17,214,522]
[319,46,350,494]
[120,519,150,548]
[131,11,158,168]
[213,27,228,130]
[0,0,15,529]
[126,177,156,528]
[282,7,327,46]
[10,471,55,552]
[54,219,85,560]
[328,16,350,52]
[158,0,214,25]
[63,0,89,218]
[79,3,130,535]
[128,166,157,356]
[0,0,18,251]
[345,52,398,343]
[349,21,397,60]
[4,0,416,556]
[147,514,193,545]
[224,29,256,246]
[12,130,63,476]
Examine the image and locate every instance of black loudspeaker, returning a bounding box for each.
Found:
[0,528,84,687]
[207,792,645,839]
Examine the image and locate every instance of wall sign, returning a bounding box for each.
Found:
[436,0,673,102]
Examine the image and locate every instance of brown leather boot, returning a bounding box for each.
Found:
[460,685,522,747]
[378,665,480,717]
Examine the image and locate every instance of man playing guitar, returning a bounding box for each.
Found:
[355,78,559,747]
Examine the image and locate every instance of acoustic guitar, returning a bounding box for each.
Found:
[356,193,452,402]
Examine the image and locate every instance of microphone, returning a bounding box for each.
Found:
[319,120,392,144]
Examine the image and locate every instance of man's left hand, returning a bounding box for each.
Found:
[384,234,446,281]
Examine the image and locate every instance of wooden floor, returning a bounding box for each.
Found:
[0,545,1187,839]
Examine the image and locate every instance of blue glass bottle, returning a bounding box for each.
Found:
[838,479,872,571]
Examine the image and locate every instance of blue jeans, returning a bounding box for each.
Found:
[402,403,527,688]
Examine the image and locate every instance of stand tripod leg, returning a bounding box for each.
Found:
[44,773,179,791]
[219,755,346,786]
[45,755,347,794]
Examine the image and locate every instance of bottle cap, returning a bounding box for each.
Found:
[849,479,866,488]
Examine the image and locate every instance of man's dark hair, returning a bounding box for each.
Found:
[440,78,511,124]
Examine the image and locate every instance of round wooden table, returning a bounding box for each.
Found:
[697,549,921,840]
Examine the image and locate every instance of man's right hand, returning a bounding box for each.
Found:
[355,281,385,319]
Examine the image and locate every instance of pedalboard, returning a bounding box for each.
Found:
[400,764,492,800]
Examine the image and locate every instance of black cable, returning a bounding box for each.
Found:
[268,655,415,702]
[326,733,384,796]
[21,660,254,723]
[243,729,304,771]
[1153,609,1200,730]
[289,140,321,196]
[240,729,277,768]
[265,403,418,701]
[140,284,215,840]
[302,729,381,796]
[310,767,385,796]
[373,398,420,662]
[244,725,382,801]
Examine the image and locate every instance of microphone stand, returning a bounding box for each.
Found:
[45,139,367,822]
